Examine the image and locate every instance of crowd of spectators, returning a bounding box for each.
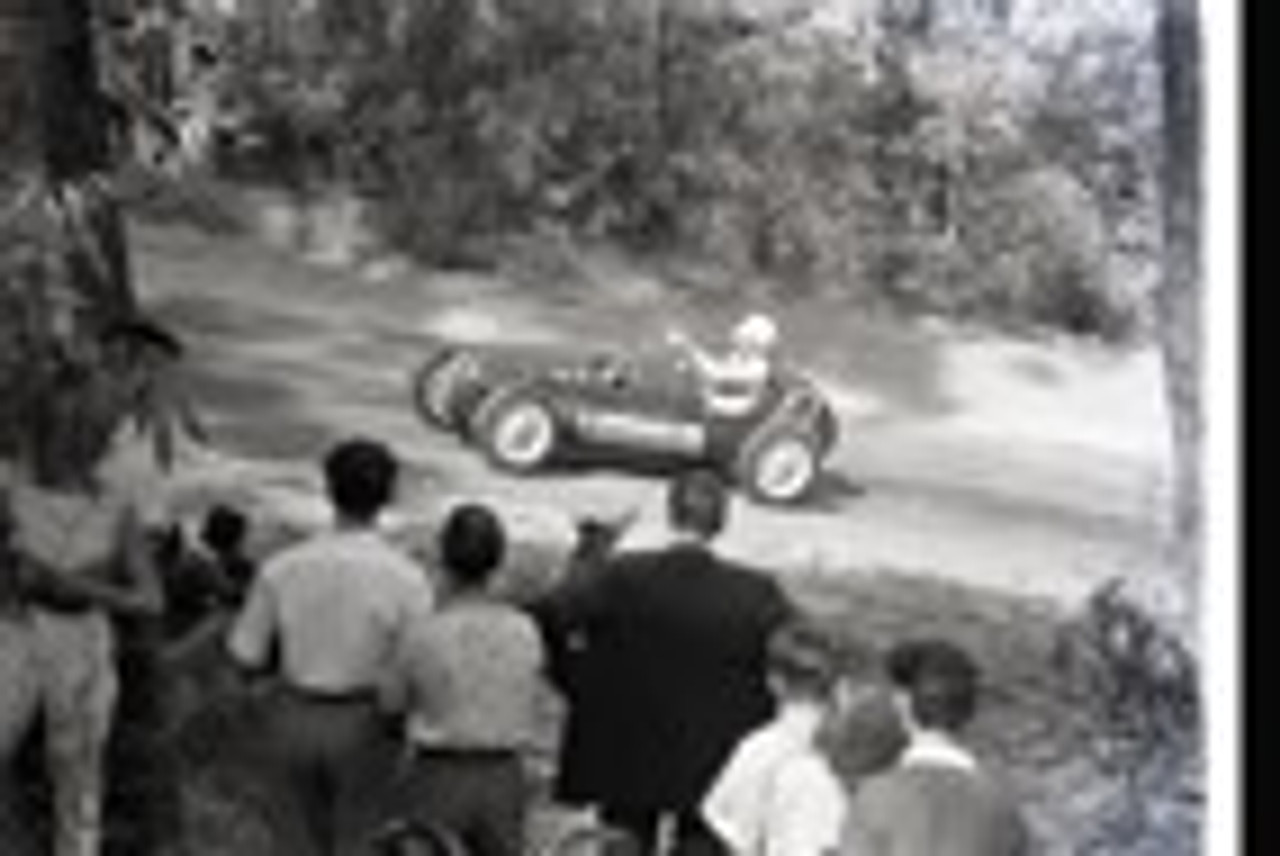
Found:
[1,411,1030,856]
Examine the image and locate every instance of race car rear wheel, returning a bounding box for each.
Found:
[412,348,471,429]
[472,390,559,472]
[736,432,820,504]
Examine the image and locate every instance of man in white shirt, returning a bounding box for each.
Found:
[229,438,434,856]
[702,620,849,856]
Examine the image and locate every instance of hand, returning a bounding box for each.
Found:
[664,327,689,349]
[575,508,637,552]
[13,558,99,612]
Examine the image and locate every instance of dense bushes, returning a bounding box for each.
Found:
[202,0,1159,341]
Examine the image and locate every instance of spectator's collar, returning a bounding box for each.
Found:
[899,730,978,773]
[776,700,826,741]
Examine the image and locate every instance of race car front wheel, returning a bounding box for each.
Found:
[736,432,820,504]
[472,390,559,472]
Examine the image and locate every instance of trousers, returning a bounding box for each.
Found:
[396,748,528,856]
[258,686,398,856]
[0,610,119,856]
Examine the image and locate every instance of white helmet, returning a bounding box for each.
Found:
[733,313,779,352]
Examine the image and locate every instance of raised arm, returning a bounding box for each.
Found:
[665,327,721,376]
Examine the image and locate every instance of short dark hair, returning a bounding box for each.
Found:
[766,620,844,699]
[201,504,248,553]
[99,316,185,359]
[668,469,728,538]
[323,439,398,521]
[820,685,910,781]
[885,639,981,732]
[439,503,506,586]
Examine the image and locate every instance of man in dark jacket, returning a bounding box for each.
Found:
[533,470,793,856]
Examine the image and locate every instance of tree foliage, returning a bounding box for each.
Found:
[1,0,202,473]
[136,0,1167,340]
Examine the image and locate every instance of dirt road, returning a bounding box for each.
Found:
[130,222,1172,606]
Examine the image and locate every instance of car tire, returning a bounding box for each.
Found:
[735,430,821,504]
[471,388,559,472]
[412,348,470,429]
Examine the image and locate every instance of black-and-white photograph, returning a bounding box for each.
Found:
[0,1,1238,855]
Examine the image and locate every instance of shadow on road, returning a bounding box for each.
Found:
[802,469,872,512]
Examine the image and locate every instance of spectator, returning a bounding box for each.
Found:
[0,371,165,856]
[841,639,1031,856]
[0,485,38,856]
[701,620,851,856]
[816,682,908,799]
[162,503,256,640]
[381,503,552,856]
[227,438,434,856]
[532,469,793,856]
[198,503,255,603]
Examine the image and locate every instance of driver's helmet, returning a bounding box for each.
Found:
[732,313,780,354]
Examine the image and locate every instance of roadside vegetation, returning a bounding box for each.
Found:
[196,0,1160,342]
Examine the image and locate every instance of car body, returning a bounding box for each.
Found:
[411,337,840,504]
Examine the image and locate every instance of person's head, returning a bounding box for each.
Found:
[323,438,398,524]
[765,620,845,704]
[731,312,779,358]
[819,682,910,782]
[885,638,981,734]
[201,504,249,556]
[667,469,730,541]
[439,503,506,590]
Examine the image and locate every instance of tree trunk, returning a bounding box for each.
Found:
[0,0,137,324]
[1,0,143,457]
[1149,0,1203,645]
[0,2,44,172]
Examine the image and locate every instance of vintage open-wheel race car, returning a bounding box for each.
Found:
[410,337,840,504]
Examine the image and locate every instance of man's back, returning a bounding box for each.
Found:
[396,598,547,752]
[847,764,1029,856]
[599,545,785,701]
[551,542,791,809]
[229,528,432,693]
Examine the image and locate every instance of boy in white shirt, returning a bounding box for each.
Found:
[702,620,849,856]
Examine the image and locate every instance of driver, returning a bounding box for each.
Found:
[667,313,780,419]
